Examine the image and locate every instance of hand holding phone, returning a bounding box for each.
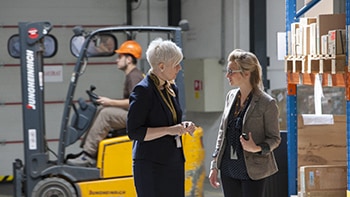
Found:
[242,132,249,141]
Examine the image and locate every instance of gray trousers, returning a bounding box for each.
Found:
[82,106,128,157]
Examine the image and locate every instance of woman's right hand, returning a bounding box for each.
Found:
[208,168,221,189]
[168,124,187,136]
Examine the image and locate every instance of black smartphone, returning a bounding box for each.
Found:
[242,132,249,141]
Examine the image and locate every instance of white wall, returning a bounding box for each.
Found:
[0,0,126,25]
[0,0,287,176]
[182,0,253,176]
[266,0,287,92]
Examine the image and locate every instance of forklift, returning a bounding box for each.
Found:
[8,21,205,197]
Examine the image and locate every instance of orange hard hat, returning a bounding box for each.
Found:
[115,40,142,59]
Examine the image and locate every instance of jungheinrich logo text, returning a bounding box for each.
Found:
[26,49,36,110]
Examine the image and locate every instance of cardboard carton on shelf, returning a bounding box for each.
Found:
[299,165,346,197]
[328,29,346,55]
[316,14,345,54]
[300,17,317,26]
[320,34,328,55]
[309,23,317,55]
[290,22,301,56]
[297,114,347,193]
[300,17,317,56]
[298,115,347,168]
[301,25,311,56]
[299,190,345,197]
[291,13,345,56]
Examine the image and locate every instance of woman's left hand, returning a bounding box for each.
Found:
[182,121,196,136]
[240,132,262,153]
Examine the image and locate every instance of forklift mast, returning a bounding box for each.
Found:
[16,21,53,195]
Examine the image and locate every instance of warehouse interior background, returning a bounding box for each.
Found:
[0,0,347,196]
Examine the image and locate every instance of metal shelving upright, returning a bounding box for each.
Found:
[346,1,350,196]
[285,0,350,196]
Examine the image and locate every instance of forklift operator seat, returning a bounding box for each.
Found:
[107,128,127,138]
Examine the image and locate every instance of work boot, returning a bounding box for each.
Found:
[66,152,96,167]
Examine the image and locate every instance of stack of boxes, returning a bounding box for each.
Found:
[285,1,348,196]
[297,115,347,197]
[290,13,347,197]
[286,13,346,74]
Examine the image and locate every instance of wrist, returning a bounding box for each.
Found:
[257,142,270,155]
[210,160,218,170]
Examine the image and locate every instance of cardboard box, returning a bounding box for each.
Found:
[297,114,347,191]
[316,14,345,54]
[300,165,347,191]
[300,17,317,26]
[320,35,328,54]
[309,23,317,55]
[300,17,317,55]
[302,25,311,55]
[300,165,346,197]
[328,29,346,55]
[299,190,345,197]
[298,115,347,168]
[296,27,303,55]
[291,22,301,55]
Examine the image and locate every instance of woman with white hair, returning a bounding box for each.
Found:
[127,38,196,197]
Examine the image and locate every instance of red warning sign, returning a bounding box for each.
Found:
[194,80,202,91]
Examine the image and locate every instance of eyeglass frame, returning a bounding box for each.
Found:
[226,68,242,75]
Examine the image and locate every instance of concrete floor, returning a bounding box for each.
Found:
[0,179,224,197]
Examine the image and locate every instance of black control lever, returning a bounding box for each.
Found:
[86,85,100,105]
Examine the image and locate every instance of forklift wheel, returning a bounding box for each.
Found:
[32,177,77,197]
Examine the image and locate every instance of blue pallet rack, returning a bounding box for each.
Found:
[285,0,350,196]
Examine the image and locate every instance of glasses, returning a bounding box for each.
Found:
[226,68,242,74]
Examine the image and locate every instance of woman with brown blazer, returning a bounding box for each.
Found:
[208,49,281,197]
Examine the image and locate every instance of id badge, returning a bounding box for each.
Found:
[175,136,182,148]
[230,145,238,160]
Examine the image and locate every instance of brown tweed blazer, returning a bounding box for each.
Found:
[212,88,281,180]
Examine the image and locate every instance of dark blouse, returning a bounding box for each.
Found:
[220,92,252,180]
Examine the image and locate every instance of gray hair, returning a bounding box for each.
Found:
[146,38,183,70]
[227,49,264,90]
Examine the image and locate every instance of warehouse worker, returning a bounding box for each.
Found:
[67,40,144,167]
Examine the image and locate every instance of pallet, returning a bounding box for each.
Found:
[285,54,346,74]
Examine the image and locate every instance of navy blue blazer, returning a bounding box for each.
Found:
[127,74,185,164]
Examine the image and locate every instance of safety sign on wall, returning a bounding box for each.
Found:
[44,66,63,82]
[194,80,202,99]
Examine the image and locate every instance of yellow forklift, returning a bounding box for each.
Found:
[9,21,205,197]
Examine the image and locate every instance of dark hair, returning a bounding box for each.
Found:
[124,53,138,64]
